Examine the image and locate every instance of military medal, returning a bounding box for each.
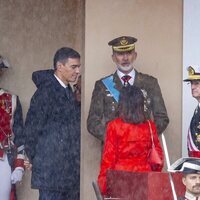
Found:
[111,101,115,112]
[196,133,200,143]
[141,89,151,112]
[0,126,14,154]
[0,99,5,110]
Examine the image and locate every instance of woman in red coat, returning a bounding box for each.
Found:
[98,85,164,195]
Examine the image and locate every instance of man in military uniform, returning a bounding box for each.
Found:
[87,36,169,141]
[0,55,25,200]
[169,157,200,200]
[184,65,200,157]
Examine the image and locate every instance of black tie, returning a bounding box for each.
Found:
[65,84,72,99]
[121,75,131,86]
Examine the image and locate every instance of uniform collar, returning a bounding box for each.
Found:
[185,191,200,200]
[0,88,5,95]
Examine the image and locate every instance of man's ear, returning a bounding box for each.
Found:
[112,54,116,63]
[182,177,186,186]
[133,51,137,59]
[56,61,63,71]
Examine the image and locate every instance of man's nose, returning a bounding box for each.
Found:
[75,67,80,73]
[196,177,200,184]
[122,53,128,60]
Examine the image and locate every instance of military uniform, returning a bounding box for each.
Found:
[184,66,200,157]
[0,56,25,200]
[87,70,169,141]
[0,89,25,200]
[188,105,200,157]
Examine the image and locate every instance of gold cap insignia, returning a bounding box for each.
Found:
[184,65,200,81]
[120,38,128,46]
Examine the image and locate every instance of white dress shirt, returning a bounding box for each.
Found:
[117,68,135,85]
[185,191,200,200]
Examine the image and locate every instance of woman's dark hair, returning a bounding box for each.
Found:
[118,85,146,124]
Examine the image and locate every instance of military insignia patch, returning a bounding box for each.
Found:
[141,89,151,112]
[120,38,128,46]
[188,66,195,76]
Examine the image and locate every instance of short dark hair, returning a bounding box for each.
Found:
[118,85,146,124]
[53,47,80,69]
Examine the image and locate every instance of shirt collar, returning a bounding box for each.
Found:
[54,74,67,88]
[117,68,135,85]
[0,88,5,95]
[185,191,200,200]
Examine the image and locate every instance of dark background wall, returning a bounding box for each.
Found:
[0,0,84,199]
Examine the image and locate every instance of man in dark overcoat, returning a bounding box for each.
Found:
[25,47,81,200]
[87,36,169,141]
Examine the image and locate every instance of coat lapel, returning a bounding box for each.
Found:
[133,70,143,87]
[113,71,123,91]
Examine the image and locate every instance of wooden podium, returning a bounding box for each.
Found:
[106,170,185,200]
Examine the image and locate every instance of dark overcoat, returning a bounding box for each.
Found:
[87,70,169,141]
[25,70,80,197]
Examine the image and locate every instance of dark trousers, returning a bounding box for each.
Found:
[39,189,80,200]
[39,190,68,200]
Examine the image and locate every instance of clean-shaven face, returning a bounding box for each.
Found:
[190,80,200,102]
[112,50,137,74]
[57,58,81,85]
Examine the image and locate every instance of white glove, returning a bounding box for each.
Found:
[11,167,24,184]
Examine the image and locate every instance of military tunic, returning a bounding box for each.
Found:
[188,105,200,157]
[0,89,24,200]
[87,70,169,141]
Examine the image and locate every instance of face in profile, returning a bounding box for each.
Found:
[190,80,200,101]
[57,58,81,85]
[182,174,200,196]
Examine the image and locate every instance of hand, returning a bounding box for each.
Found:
[11,167,24,184]
[24,159,32,170]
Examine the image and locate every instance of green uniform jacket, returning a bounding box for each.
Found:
[87,70,169,141]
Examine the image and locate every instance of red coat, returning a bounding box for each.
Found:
[0,92,12,143]
[98,118,164,194]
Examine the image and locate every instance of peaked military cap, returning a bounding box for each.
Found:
[0,55,10,69]
[184,65,200,82]
[168,157,200,174]
[108,36,137,52]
